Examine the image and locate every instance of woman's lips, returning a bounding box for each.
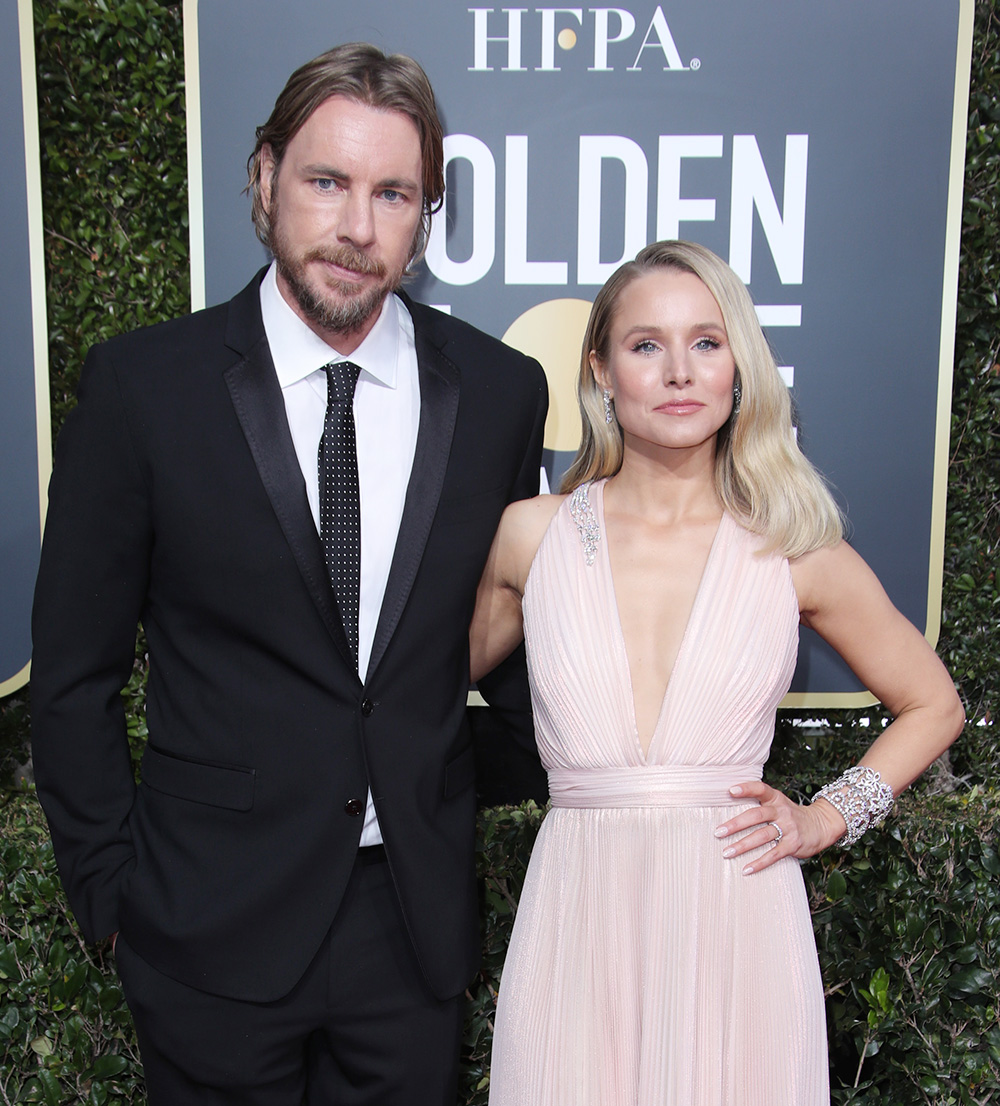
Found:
[657,401,705,414]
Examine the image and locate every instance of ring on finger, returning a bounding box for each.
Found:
[767,821,783,844]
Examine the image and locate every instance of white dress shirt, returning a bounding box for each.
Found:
[260,262,420,845]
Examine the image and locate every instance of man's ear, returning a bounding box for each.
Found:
[260,144,277,214]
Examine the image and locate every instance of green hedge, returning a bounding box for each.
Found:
[471,798,1000,1106]
[3,795,998,1105]
[939,1,1000,782]
[0,799,140,1106]
[1,0,998,1103]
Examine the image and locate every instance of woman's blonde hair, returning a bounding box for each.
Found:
[561,240,843,558]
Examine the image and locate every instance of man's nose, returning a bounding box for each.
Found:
[337,192,376,247]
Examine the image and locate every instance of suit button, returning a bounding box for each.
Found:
[361,698,374,717]
[344,798,364,817]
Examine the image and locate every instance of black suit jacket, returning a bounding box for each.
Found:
[31,271,547,1002]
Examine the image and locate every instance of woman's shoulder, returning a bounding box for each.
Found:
[789,538,877,618]
[501,492,567,542]
[497,493,568,590]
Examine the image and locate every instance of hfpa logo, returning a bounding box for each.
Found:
[468,6,699,73]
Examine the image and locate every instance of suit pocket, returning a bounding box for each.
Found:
[140,745,255,811]
[443,746,476,799]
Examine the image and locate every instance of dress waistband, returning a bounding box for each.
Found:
[547,764,763,808]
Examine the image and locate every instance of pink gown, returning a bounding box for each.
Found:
[488,480,829,1105]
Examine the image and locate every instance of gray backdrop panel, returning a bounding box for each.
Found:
[1,0,41,690]
[191,0,964,698]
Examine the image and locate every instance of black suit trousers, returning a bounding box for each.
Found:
[115,848,464,1106]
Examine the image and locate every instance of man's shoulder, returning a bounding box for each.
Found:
[404,295,544,378]
[98,301,229,359]
[94,271,264,369]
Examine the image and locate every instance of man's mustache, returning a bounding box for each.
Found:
[305,246,387,279]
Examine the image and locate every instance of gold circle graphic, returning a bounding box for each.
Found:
[557,28,577,50]
[503,298,593,453]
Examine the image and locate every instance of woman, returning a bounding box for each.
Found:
[470,240,964,1105]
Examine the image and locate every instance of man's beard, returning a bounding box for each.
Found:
[269,195,408,338]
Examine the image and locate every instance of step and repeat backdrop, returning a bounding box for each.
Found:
[0,2,973,705]
[185,0,972,704]
[2,0,49,696]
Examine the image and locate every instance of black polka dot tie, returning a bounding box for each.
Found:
[318,361,362,666]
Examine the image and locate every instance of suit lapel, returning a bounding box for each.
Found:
[367,315,460,677]
[222,276,356,670]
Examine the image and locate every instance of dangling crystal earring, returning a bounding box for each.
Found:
[732,380,742,415]
[603,389,614,425]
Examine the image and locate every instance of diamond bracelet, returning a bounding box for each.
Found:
[812,765,895,846]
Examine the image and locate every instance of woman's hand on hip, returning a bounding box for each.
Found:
[713,780,847,875]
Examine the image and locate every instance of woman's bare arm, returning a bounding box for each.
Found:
[716,540,964,873]
[793,541,964,792]
[469,495,565,684]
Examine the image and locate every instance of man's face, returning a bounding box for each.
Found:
[261,95,424,352]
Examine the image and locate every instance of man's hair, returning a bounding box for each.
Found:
[246,43,445,262]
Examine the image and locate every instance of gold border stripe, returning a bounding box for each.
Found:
[780,1,973,710]
[3,0,52,697]
[184,0,206,312]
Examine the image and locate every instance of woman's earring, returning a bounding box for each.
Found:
[732,380,742,415]
[603,390,614,425]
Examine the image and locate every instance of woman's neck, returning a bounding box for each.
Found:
[606,437,722,524]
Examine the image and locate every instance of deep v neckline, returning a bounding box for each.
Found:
[594,480,727,763]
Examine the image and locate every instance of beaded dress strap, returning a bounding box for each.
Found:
[569,482,600,567]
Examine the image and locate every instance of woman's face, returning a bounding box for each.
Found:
[592,268,737,458]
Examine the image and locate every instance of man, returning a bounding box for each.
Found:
[31,43,547,1105]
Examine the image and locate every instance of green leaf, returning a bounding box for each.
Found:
[949,966,994,994]
[91,1053,130,1078]
[826,868,847,901]
[31,1034,55,1057]
[38,1069,64,1106]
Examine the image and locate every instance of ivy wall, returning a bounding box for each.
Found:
[0,2,997,1103]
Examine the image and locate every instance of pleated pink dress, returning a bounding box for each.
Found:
[488,480,829,1105]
